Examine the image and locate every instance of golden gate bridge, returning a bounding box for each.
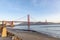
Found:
[0,14,54,40]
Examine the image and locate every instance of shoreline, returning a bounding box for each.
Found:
[11,29,60,40]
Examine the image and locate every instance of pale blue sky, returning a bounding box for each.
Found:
[0,0,60,22]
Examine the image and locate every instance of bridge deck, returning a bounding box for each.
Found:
[7,28,60,40]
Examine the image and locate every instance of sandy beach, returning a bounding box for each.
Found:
[19,30,60,40]
[7,29,60,40]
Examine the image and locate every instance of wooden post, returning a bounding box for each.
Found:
[27,14,30,30]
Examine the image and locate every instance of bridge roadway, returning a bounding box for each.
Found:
[7,28,60,40]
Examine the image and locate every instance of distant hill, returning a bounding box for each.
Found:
[16,22,60,26]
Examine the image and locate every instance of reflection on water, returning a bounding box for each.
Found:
[13,24,60,38]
